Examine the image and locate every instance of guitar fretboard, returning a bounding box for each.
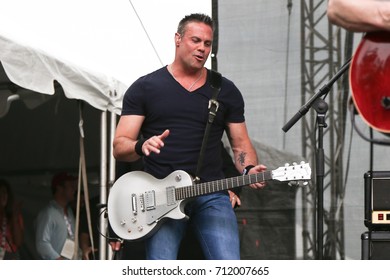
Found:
[175,171,273,200]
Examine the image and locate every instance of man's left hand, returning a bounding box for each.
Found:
[228,190,241,208]
[248,164,267,190]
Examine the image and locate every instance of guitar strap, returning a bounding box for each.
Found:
[194,69,222,183]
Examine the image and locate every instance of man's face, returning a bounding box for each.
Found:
[176,22,213,71]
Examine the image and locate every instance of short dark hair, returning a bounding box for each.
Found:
[51,172,77,194]
[177,13,214,36]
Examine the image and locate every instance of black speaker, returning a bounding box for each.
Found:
[364,171,390,229]
[361,231,390,260]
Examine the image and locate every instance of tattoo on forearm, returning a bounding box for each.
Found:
[238,152,247,166]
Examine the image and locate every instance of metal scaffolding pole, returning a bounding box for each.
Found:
[300,0,349,259]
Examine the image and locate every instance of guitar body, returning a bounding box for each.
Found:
[350,31,390,133]
[107,170,192,241]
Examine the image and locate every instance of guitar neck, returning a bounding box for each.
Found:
[175,171,272,200]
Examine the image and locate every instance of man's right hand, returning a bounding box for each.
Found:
[142,129,170,156]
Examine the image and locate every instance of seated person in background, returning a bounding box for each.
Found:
[35,172,78,260]
[0,178,24,260]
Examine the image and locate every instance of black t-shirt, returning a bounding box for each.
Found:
[121,66,245,182]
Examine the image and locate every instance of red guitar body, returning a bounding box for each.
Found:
[349,31,390,134]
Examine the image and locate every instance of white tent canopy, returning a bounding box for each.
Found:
[0,33,126,115]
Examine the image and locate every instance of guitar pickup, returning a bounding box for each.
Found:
[131,194,138,215]
[166,186,177,206]
[144,190,156,211]
[139,194,145,212]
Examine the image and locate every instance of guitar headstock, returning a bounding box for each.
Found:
[272,161,311,184]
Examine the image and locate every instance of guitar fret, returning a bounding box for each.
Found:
[229,177,233,190]
[176,188,180,201]
[179,187,182,200]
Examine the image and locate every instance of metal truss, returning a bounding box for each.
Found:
[300,0,350,259]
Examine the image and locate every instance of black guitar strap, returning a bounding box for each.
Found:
[194,69,222,183]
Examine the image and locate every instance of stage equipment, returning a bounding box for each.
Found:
[364,171,390,229]
[361,231,390,260]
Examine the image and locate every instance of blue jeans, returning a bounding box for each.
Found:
[145,192,240,260]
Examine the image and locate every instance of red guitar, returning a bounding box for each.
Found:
[349,31,390,134]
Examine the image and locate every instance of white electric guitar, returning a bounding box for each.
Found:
[107,162,311,241]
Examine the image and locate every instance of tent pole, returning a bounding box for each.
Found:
[99,111,108,260]
[106,111,117,260]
